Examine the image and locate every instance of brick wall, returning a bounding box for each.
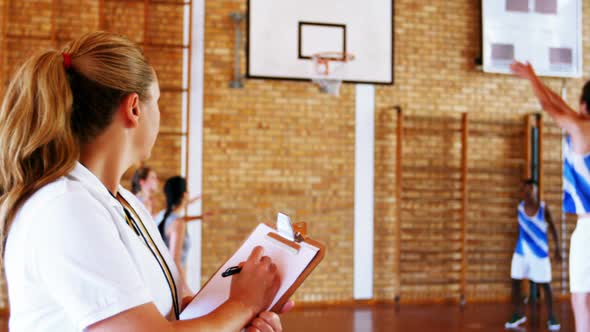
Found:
[201,0,359,303]
[202,0,590,304]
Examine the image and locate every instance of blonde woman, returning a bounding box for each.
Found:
[0,32,288,332]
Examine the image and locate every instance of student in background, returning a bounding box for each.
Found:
[505,179,561,330]
[131,166,159,215]
[155,176,208,276]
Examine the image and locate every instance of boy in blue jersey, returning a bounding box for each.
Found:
[506,179,562,330]
[512,61,590,332]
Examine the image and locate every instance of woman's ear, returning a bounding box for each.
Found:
[120,93,140,128]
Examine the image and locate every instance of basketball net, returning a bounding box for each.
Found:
[311,52,355,96]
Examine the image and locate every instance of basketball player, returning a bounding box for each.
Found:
[505,179,561,330]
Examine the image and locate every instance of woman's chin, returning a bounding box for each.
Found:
[137,151,152,163]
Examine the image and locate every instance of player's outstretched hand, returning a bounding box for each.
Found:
[510,61,536,80]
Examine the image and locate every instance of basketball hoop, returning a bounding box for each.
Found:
[311,52,355,96]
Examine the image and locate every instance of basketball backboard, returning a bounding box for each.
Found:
[482,0,582,78]
[247,0,394,85]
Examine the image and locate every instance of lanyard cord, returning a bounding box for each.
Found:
[114,193,180,320]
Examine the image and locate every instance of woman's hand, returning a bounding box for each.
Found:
[510,61,536,80]
[245,301,295,332]
[245,312,282,332]
[188,194,202,205]
[181,210,215,223]
[202,210,215,220]
[228,246,281,319]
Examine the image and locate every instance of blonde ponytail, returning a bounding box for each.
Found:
[0,50,77,246]
[0,32,154,256]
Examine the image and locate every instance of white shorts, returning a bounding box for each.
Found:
[511,242,552,283]
[570,217,590,293]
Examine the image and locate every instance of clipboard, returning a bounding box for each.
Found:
[180,221,325,319]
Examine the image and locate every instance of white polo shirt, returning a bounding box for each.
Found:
[4,162,182,331]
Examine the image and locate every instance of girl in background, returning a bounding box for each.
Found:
[155,176,207,276]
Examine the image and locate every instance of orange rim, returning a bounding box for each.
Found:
[312,52,355,63]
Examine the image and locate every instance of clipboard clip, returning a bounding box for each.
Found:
[292,222,307,243]
[266,214,309,253]
[277,212,307,243]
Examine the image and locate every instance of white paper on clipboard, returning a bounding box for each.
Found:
[180,223,319,320]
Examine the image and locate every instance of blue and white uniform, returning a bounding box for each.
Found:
[511,201,552,283]
[563,136,590,292]
[563,136,590,213]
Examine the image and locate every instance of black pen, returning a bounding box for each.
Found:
[222,265,242,277]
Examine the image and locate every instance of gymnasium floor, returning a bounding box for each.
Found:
[0,301,573,331]
[281,301,574,332]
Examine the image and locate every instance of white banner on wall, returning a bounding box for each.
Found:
[482,0,582,78]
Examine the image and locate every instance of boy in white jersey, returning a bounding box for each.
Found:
[506,179,562,330]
